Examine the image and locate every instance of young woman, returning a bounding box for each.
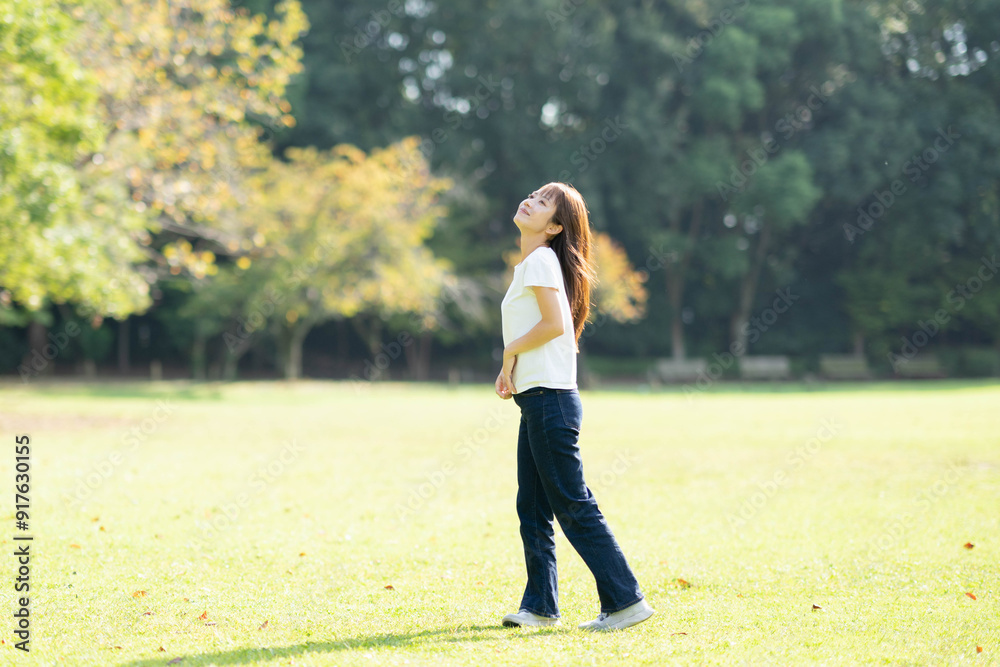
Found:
[496,182,654,632]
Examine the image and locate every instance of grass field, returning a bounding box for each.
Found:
[1,379,998,666]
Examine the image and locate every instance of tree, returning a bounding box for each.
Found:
[0,0,149,316]
[233,137,455,379]
[834,1,1000,361]
[68,0,308,310]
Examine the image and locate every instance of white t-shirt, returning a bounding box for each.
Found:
[501,246,578,392]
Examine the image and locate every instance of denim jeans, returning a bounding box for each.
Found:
[512,386,644,617]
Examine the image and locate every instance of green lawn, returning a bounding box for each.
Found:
[1,380,997,666]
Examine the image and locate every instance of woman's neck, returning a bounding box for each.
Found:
[519,233,549,263]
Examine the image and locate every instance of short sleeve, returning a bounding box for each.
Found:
[522,249,562,290]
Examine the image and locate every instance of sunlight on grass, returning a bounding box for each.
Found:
[0,380,997,665]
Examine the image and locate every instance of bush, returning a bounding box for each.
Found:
[939,346,1000,378]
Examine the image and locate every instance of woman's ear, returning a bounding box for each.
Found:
[546,223,563,237]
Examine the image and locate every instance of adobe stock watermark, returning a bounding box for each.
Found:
[717,68,854,202]
[222,238,340,356]
[672,0,750,72]
[420,73,506,160]
[349,332,415,392]
[555,116,629,182]
[682,287,800,399]
[635,243,680,282]
[887,254,997,371]
[395,406,510,521]
[521,449,636,573]
[546,0,587,29]
[17,320,82,382]
[727,417,842,532]
[193,438,305,544]
[555,449,635,528]
[843,125,960,243]
[62,400,175,508]
[863,462,962,560]
[338,1,406,64]
[349,279,481,391]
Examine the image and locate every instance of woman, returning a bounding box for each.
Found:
[496,182,654,632]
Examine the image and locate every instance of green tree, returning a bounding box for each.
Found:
[228,137,454,379]
[0,0,148,316]
[70,0,309,287]
[835,2,1000,361]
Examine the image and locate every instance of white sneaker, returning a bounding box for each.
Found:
[578,598,654,631]
[501,609,561,627]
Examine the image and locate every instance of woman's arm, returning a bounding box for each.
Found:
[498,286,565,397]
[504,286,565,357]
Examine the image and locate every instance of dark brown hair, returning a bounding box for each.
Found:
[540,182,597,343]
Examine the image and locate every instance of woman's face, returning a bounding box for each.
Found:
[513,188,562,237]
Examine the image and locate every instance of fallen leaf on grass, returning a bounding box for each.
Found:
[737,593,744,598]
[132,590,147,598]
[977,646,983,653]
[114,646,122,649]
[258,620,269,630]
[198,611,208,620]
[964,542,975,549]
[158,646,166,652]
[384,584,395,590]
[299,552,306,557]
[812,604,823,611]
[142,612,153,616]
[965,592,977,600]
[671,632,688,636]
[205,622,217,626]
[69,544,81,549]
[675,579,691,588]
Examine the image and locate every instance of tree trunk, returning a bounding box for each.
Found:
[578,341,594,389]
[23,320,53,377]
[282,322,312,380]
[667,273,686,361]
[223,350,240,381]
[852,332,865,356]
[664,200,706,361]
[405,330,433,381]
[117,318,130,375]
[366,318,383,359]
[729,221,773,355]
[222,327,254,381]
[352,316,386,380]
[191,332,207,380]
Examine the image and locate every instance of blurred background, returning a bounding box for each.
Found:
[2,0,999,385]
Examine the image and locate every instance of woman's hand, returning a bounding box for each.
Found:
[495,351,516,399]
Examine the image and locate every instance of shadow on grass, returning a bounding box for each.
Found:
[116,624,565,666]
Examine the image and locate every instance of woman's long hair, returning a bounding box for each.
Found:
[540,182,597,343]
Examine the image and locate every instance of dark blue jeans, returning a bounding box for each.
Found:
[512,386,644,618]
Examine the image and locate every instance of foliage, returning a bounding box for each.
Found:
[0,0,147,315]
[591,232,648,323]
[212,136,454,378]
[2,0,1000,376]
